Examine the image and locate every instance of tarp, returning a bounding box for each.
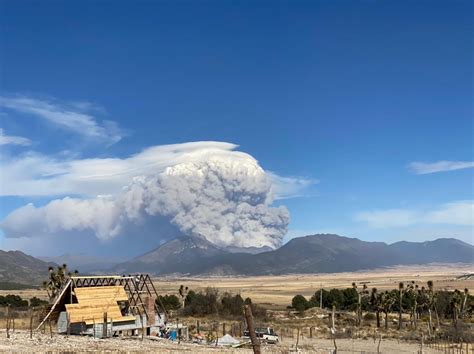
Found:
[217,334,240,346]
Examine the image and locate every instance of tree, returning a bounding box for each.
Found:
[398,282,404,330]
[292,295,309,312]
[450,289,463,328]
[179,285,189,308]
[43,263,77,301]
[352,282,369,326]
[156,295,181,311]
[370,288,382,328]
[461,288,469,318]
[404,281,419,329]
[380,291,396,330]
[30,296,48,307]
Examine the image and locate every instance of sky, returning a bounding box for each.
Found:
[0,0,472,257]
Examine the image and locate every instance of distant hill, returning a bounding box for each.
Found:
[39,253,120,273]
[113,234,474,276]
[0,250,57,286]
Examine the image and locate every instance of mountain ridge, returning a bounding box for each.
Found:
[112,234,474,276]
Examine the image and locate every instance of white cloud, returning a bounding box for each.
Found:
[409,161,474,175]
[267,172,318,200]
[0,128,31,146]
[0,141,315,249]
[0,96,121,144]
[355,200,474,228]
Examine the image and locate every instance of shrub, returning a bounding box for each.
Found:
[156,294,181,311]
[292,294,309,312]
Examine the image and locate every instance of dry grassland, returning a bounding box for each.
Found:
[153,264,473,309]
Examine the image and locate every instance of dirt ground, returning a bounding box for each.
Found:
[152,264,474,308]
[0,330,464,353]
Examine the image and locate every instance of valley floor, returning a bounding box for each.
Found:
[152,263,473,308]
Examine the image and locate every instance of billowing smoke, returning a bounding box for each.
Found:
[1,149,290,249]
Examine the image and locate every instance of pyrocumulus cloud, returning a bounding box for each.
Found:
[1,144,292,249]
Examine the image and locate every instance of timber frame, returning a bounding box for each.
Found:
[37,274,166,331]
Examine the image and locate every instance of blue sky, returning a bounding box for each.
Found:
[0,0,472,256]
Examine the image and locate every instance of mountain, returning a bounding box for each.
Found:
[0,250,57,286]
[39,254,120,273]
[113,235,232,275]
[112,234,474,276]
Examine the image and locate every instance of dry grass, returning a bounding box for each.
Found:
[152,263,473,308]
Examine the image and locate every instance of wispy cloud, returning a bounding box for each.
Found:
[409,161,474,175]
[0,128,31,146]
[355,200,474,228]
[0,96,122,145]
[267,172,318,200]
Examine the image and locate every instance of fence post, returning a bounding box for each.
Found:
[6,305,10,339]
[29,307,33,339]
[244,304,261,354]
[49,317,53,338]
[103,312,107,338]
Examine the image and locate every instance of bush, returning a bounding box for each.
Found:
[30,297,48,307]
[363,312,376,321]
[221,293,244,316]
[0,295,28,307]
[156,294,181,311]
[292,294,309,312]
[183,288,219,316]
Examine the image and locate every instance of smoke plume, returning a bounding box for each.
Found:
[1,146,290,249]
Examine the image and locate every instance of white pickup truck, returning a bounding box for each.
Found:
[243,327,279,344]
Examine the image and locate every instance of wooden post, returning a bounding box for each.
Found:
[244,305,261,354]
[332,304,336,330]
[310,326,313,338]
[215,322,218,346]
[239,321,242,337]
[49,317,53,338]
[66,312,70,336]
[421,334,423,354]
[103,312,108,338]
[197,320,200,334]
[176,318,180,344]
[320,283,323,309]
[6,305,10,339]
[29,308,33,339]
[223,322,226,336]
[377,334,382,353]
[296,327,300,350]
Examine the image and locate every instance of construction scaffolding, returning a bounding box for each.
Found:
[37,274,167,337]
